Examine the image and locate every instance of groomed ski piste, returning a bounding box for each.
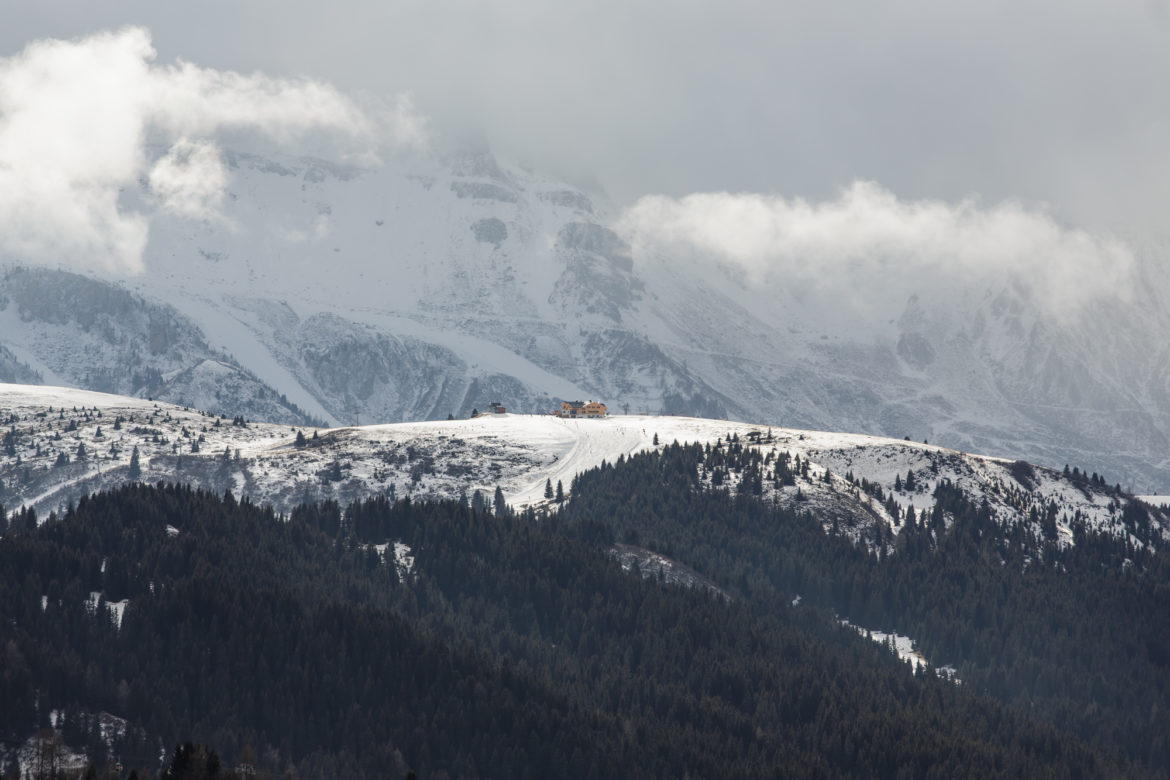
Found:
[1,382,1166,552]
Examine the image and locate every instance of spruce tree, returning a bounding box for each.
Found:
[128,446,141,480]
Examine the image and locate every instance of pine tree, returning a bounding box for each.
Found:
[128,446,141,480]
[544,479,554,500]
[493,485,507,516]
[556,480,565,503]
[164,742,221,779]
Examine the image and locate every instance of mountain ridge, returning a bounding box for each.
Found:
[2,382,1165,556]
[2,145,1169,489]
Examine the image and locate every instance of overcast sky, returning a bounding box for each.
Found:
[3,0,1169,236]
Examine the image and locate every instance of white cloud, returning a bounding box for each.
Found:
[371,92,429,152]
[148,139,228,220]
[0,27,424,273]
[620,182,1135,320]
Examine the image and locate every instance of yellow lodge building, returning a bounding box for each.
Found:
[556,400,608,418]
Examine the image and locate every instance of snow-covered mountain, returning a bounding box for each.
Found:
[2,145,1169,489]
[3,383,1165,554]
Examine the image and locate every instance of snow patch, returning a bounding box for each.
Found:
[83,591,130,630]
[105,599,129,630]
[393,542,414,582]
[610,543,729,598]
[840,618,958,681]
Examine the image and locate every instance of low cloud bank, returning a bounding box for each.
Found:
[620,182,1135,319]
[0,27,423,273]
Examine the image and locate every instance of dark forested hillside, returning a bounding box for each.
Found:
[563,443,1170,770]
[1,446,1165,776]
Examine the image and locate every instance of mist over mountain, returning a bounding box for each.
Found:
[0,26,1165,490]
[1,139,1167,490]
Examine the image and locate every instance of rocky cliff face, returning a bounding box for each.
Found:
[0,342,41,385]
[0,266,314,424]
